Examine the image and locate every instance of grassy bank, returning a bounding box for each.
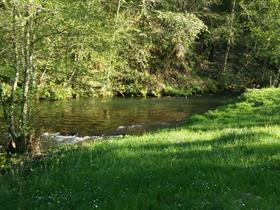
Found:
[1,88,280,210]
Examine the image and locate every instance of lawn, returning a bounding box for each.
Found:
[1,88,280,210]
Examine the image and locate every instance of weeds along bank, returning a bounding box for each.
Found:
[0,88,280,209]
[1,65,219,100]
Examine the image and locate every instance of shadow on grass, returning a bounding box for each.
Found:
[2,89,280,209]
[1,130,280,210]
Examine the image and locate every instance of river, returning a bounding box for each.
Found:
[0,94,237,146]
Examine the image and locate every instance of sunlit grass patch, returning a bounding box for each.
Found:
[1,88,280,209]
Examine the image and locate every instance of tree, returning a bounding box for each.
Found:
[0,0,105,153]
[222,0,236,73]
[0,0,38,153]
[239,0,280,86]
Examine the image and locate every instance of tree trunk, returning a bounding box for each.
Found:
[68,68,77,83]
[22,9,32,121]
[19,6,33,152]
[222,0,236,73]
[11,3,20,102]
[0,2,19,144]
[39,66,47,85]
[10,3,20,138]
[116,0,122,18]
[273,68,280,87]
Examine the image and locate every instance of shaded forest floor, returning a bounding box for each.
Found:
[1,88,280,210]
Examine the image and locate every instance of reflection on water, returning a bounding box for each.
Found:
[0,94,236,145]
[33,94,235,136]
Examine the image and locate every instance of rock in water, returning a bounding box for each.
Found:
[117,125,126,131]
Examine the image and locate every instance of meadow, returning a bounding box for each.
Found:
[1,88,280,210]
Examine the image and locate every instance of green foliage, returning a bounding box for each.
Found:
[0,0,279,101]
[37,83,73,101]
[240,0,280,66]
[1,0,211,100]
[0,0,279,156]
[1,88,280,209]
[157,11,206,48]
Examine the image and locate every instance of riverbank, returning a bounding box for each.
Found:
[1,88,280,209]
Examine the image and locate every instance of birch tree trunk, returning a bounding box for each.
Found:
[10,3,20,140]
[17,4,34,153]
[0,2,20,145]
[116,0,122,18]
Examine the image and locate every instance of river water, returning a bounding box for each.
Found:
[0,94,236,146]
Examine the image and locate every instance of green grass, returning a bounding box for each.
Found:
[1,88,280,210]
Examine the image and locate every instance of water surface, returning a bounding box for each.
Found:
[34,94,235,136]
[0,94,236,146]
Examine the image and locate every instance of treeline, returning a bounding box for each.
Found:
[0,0,280,100]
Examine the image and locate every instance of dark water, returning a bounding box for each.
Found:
[0,94,236,146]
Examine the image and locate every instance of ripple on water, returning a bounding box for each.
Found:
[0,94,236,145]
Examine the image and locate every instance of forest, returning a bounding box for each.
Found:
[1,1,280,209]
[1,0,279,100]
